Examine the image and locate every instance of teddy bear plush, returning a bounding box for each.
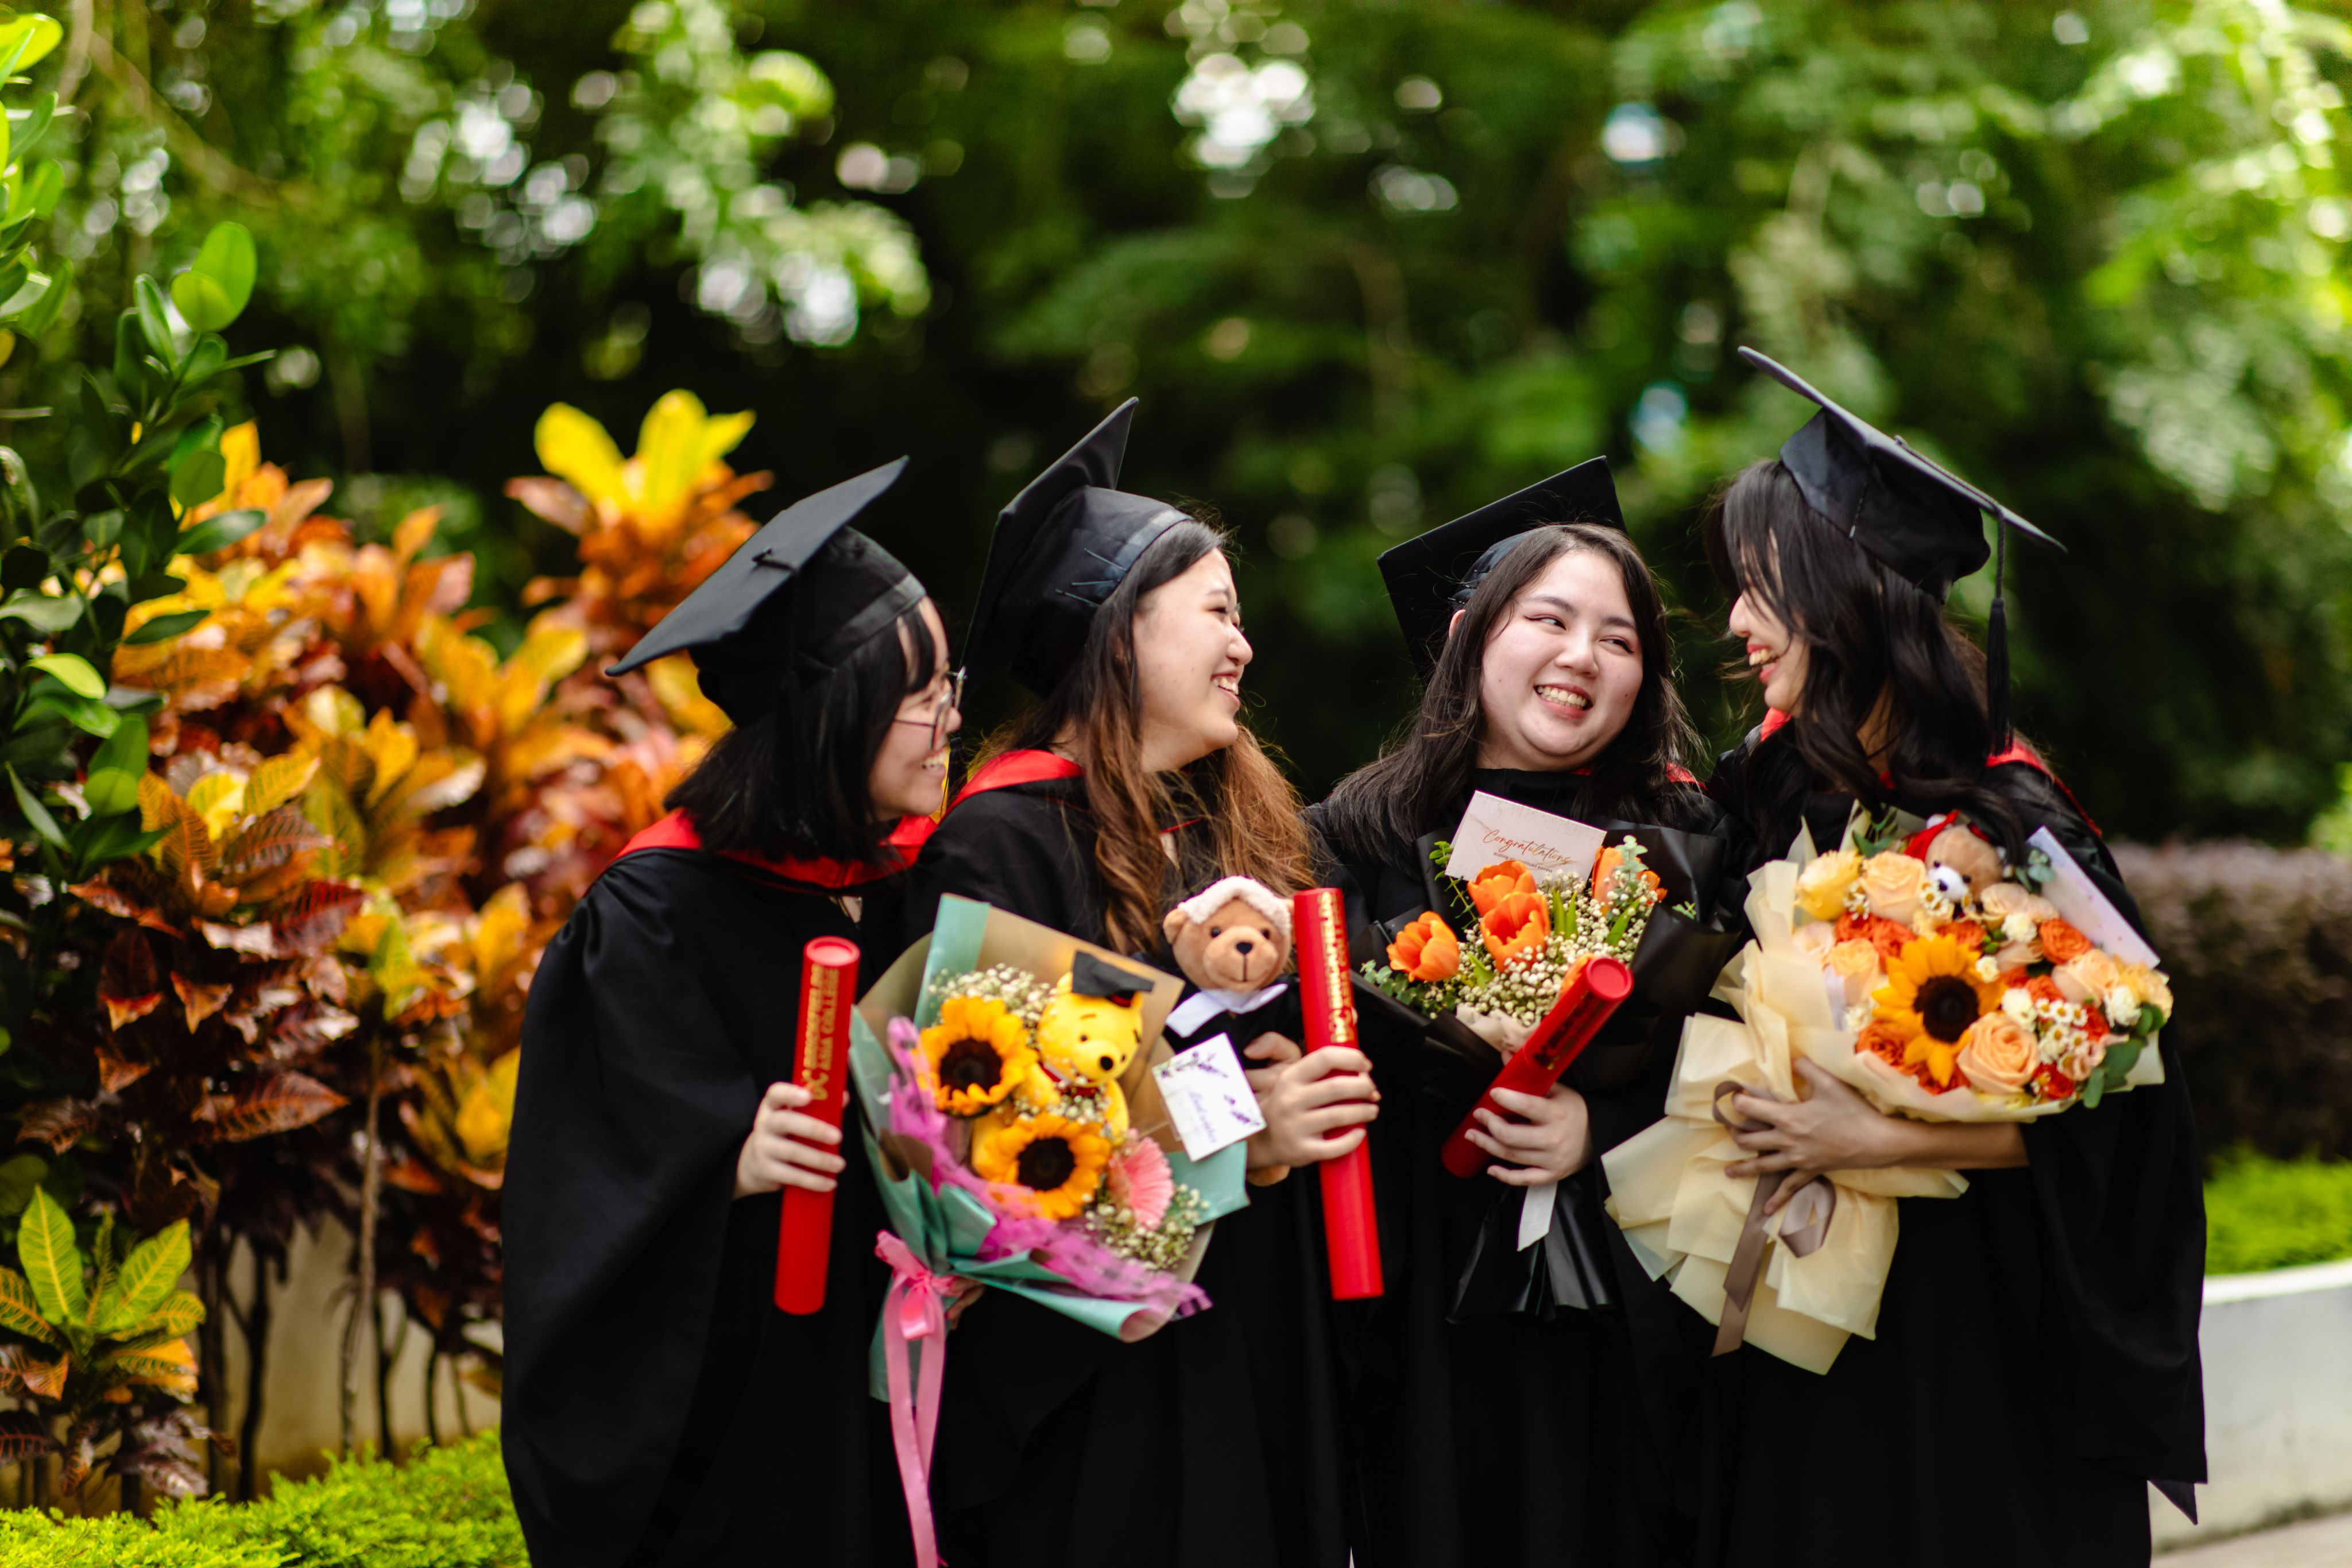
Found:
[1014,951,1152,1140]
[1159,876,1303,1056]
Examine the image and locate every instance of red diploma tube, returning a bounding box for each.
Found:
[775,936,859,1314]
[1440,954,1635,1179]
[1293,888,1383,1301]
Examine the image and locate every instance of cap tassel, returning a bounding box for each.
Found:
[1984,525,2010,750]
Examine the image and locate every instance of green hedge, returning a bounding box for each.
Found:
[2206,1152,2352,1276]
[0,1433,524,1567]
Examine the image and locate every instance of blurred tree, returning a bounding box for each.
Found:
[20,0,2352,839]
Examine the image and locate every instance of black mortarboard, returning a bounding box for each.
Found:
[1376,457,1623,676]
[966,399,1189,694]
[1069,951,1151,1006]
[606,458,923,722]
[1739,346,2064,743]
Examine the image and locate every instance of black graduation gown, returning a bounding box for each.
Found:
[503,846,915,1568]
[1307,768,1738,1568]
[1693,740,2207,1568]
[893,768,1352,1568]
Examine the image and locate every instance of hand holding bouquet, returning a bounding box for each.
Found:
[1603,807,2172,1373]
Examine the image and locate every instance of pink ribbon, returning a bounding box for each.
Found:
[875,1231,963,1568]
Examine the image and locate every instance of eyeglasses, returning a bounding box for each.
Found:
[893,665,966,750]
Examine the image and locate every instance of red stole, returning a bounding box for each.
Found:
[616,810,934,889]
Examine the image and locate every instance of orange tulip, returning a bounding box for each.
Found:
[1591,845,1665,907]
[1387,911,1461,984]
[1480,889,1552,968]
[1468,860,1536,917]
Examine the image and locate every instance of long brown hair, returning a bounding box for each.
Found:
[1703,458,2030,858]
[1320,523,1711,865]
[989,520,1310,953]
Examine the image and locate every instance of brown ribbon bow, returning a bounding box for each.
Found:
[1708,1079,1838,1357]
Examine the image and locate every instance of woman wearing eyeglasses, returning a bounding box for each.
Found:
[504,463,962,1568]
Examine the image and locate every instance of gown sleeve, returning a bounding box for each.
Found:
[499,858,768,1566]
[2000,769,2207,1485]
[896,786,1098,947]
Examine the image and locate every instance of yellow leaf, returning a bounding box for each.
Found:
[647,654,732,740]
[692,408,756,474]
[0,1268,62,1346]
[301,686,366,739]
[471,883,532,979]
[392,506,442,564]
[243,754,319,819]
[218,421,260,503]
[455,1047,521,1166]
[632,390,710,516]
[97,1221,189,1337]
[535,404,627,507]
[128,1291,204,1342]
[421,617,501,719]
[137,772,180,833]
[496,622,587,732]
[108,1336,197,1397]
[361,710,420,810]
[184,772,246,839]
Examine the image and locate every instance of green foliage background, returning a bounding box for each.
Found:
[23,0,2352,838]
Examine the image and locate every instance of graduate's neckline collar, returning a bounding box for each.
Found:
[616,810,932,889]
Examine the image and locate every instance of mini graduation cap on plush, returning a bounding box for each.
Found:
[966,398,1190,694]
[1738,346,2063,746]
[605,458,924,722]
[1069,951,1152,1007]
[1376,456,1624,676]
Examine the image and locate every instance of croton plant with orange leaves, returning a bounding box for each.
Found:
[4,394,748,1465]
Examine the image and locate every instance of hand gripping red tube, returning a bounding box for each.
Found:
[775,936,859,1314]
[1293,889,1383,1300]
[1440,954,1634,1179]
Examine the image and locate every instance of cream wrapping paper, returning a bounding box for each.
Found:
[1603,826,2170,1374]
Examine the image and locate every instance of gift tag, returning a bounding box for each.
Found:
[2027,827,2160,968]
[1517,1179,1558,1252]
[1444,792,1607,885]
[1152,1033,1267,1161]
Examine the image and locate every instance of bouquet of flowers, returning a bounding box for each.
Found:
[1361,837,1668,1048]
[848,893,1250,1567]
[1603,807,2173,1373]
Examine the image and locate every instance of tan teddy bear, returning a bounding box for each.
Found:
[1162,877,1301,1187]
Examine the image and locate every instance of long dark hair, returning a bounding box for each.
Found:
[1703,458,2029,857]
[988,518,1311,953]
[1320,523,1712,865]
[665,594,938,865]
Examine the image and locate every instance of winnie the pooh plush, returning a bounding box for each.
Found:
[1015,951,1152,1140]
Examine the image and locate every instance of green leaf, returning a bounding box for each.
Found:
[20,254,66,333]
[71,814,163,870]
[132,276,176,366]
[124,608,205,644]
[0,591,76,632]
[173,508,262,557]
[90,714,148,777]
[26,684,115,738]
[97,1220,187,1335]
[189,222,257,323]
[0,266,45,320]
[16,1187,83,1329]
[6,764,63,849]
[0,1155,45,1217]
[168,447,226,512]
[0,15,64,75]
[168,272,231,336]
[125,573,185,603]
[26,654,102,699]
[82,768,136,816]
[12,92,56,162]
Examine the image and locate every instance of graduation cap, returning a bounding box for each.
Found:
[1739,346,2064,744]
[606,458,924,723]
[966,399,1189,695]
[1376,457,1623,676]
[1069,951,1151,1007]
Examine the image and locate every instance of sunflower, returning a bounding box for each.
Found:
[1871,935,2001,1088]
[972,1112,1112,1219]
[919,996,1039,1116]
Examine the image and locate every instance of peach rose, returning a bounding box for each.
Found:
[1825,939,1884,1008]
[1795,850,1863,922]
[1925,825,2003,896]
[2059,1036,2109,1083]
[2052,947,2120,1005]
[1978,884,2057,925]
[2119,962,2173,1019]
[2039,918,2094,966]
[1792,920,1839,965]
[1860,853,1929,924]
[1956,1012,2040,1096]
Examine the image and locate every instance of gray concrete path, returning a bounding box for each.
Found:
[2163,1512,2352,1566]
